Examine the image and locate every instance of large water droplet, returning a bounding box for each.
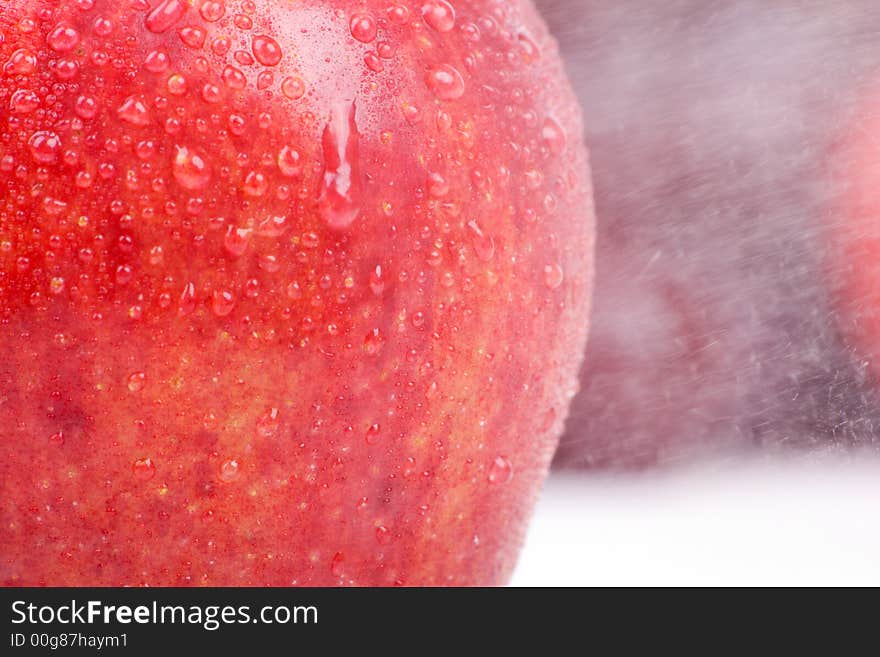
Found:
[116,95,151,125]
[369,265,385,296]
[172,145,211,190]
[541,117,566,156]
[143,49,170,73]
[375,525,392,545]
[211,288,235,316]
[251,35,282,66]
[219,458,240,482]
[421,1,455,32]
[224,226,251,257]
[543,263,564,289]
[365,423,381,445]
[47,25,80,52]
[363,328,385,355]
[5,49,37,75]
[146,0,188,34]
[242,170,267,197]
[467,220,495,261]
[425,64,465,100]
[318,101,362,230]
[255,407,280,438]
[487,456,513,484]
[74,94,98,119]
[222,65,246,90]
[281,76,305,100]
[178,282,198,316]
[200,1,226,23]
[387,4,410,25]
[28,131,62,164]
[255,214,288,237]
[132,457,156,481]
[277,145,301,178]
[127,371,145,392]
[178,26,206,49]
[349,14,377,43]
[330,551,345,577]
[9,89,39,115]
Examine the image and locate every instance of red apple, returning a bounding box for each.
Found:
[829,86,880,377]
[0,0,593,585]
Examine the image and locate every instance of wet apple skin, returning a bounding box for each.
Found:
[0,0,593,585]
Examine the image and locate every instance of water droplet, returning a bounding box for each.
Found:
[199,0,225,22]
[133,457,156,481]
[47,24,80,52]
[365,423,381,445]
[318,101,362,230]
[541,117,566,156]
[116,95,151,125]
[426,171,449,198]
[222,65,246,90]
[487,456,513,484]
[234,14,253,30]
[364,51,383,72]
[5,49,37,75]
[211,36,231,55]
[234,50,254,66]
[49,277,65,295]
[73,94,97,119]
[350,13,377,43]
[244,278,260,298]
[179,26,206,49]
[517,33,541,64]
[421,1,455,32]
[467,221,495,261]
[55,58,79,80]
[49,431,65,446]
[201,83,223,103]
[256,214,288,237]
[128,371,145,392]
[286,281,302,299]
[172,145,211,190]
[224,226,251,257]
[281,76,305,100]
[28,131,62,164]
[375,525,392,544]
[363,328,385,355]
[146,0,188,34]
[330,551,345,577]
[543,263,564,289]
[227,114,245,135]
[219,458,240,482]
[251,35,282,66]
[369,265,385,296]
[425,64,465,100]
[243,170,267,196]
[256,407,280,438]
[92,17,114,37]
[277,145,301,177]
[167,73,187,95]
[211,288,235,316]
[179,282,197,316]
[387,4,410,25]
[144,49,170,73]
[256,70,274,90]
[10,89,39,115]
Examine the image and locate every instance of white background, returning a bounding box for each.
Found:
[511,456,880,586]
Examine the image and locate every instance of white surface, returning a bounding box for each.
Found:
[511,456,880,586]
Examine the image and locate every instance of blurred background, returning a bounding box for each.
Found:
[519,0,880,584]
